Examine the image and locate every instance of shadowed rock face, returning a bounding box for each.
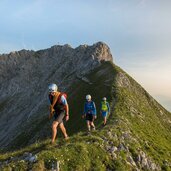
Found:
[0,42,113,148]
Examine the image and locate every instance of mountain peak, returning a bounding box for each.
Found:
[0,42,114,149]
[49,42,113,63]
[75,41,113,62]
[1,43,170,170]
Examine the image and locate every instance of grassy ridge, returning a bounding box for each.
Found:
[111,64,171,169]
[0,62,171,170]
[67,61,117,134]
[6,61,116,151]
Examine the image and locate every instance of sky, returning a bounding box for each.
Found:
[0,0,171,111]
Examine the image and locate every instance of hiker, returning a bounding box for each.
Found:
[82,94,97,132]
[100,97,110,126]
[48,83,69,144]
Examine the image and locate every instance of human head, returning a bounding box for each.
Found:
[48,83,58,93]
[86,94,91,101]
[103,97,107,101]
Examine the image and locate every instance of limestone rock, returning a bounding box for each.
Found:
[0,42,113,148]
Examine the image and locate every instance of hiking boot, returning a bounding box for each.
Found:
[92,127,96,131]
[64,136,69,140]
[50,141,57,147]
[103,123,106,127]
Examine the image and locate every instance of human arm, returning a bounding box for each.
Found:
[65,103,69,121]
[92,102,97,119]
[50,93,59,110]
[49,111,54,119]
[49,92,60,117]
[61,95,69,121]
[48,96,54,119]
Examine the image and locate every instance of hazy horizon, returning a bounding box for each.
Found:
[0,0,170,111]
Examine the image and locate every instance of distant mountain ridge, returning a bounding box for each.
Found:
[0,42,112,148]
[0,42,171,170]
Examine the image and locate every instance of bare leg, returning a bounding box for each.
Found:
[86,121,91,131]
[52,121,59,143]
[59,122,68,138]
[104,116,107,125]
[90,122,95,130]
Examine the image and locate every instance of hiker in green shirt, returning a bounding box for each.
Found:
[100,97,110,126]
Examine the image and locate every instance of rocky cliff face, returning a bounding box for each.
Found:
[0,42,113,148]
[0,61,170,171]
[0,43,171,171]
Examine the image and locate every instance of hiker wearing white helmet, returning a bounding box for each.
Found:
[48,83,69,144]
[100,97,110,126]
[82,94,97,132]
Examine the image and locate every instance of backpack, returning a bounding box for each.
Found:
[49,92,67,112]
[57,92,67,103]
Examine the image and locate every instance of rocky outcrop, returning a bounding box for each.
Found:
[0,48,171,170]
[0,42,113,148]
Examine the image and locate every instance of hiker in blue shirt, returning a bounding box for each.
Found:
[100,97,110,126]
[82,94,97,132]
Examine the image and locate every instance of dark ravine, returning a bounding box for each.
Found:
[0,42,171,171]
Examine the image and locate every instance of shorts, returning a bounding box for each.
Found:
[86,114,94,122]
[102,111,108,117]
[54,110,65,124]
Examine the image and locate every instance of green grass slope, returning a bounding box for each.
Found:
[0,62,171,171]
[111,65,171,170]
[6,61,116,150]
